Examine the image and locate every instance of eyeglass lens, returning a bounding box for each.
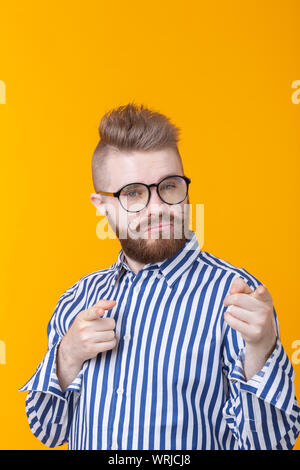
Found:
[119,176,188,212]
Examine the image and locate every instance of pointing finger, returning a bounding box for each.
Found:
[228,277,253,296]
[84,299,117,321]
[224,277,253,306]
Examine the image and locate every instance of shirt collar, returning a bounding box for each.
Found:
[112,229,201,289]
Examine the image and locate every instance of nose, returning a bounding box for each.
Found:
[146,185,165,211]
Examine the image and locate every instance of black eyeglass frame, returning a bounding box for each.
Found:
[96,175,191,213]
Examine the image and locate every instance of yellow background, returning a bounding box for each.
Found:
[0,0,299,450]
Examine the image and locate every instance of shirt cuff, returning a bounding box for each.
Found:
[18,339,84,399]
[228,338,296,414]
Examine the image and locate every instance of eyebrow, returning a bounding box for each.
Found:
[121,173,181,188]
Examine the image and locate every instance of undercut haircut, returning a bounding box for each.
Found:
[91,102,183,192]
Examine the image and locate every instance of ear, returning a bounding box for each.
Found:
[90,193,107,217]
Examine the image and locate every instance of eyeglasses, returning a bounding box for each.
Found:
[96,175,191,213]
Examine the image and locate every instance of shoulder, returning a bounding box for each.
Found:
[197,249,264,290]
[75,264,118,289]
[56,264,117,301]
[48,264,118,336]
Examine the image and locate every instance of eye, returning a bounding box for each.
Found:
[161,183,176,190]
[127,191,139,198]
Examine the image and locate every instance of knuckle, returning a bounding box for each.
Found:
[254,324,263,337]
[108,330,115,340]
[78,325,85,335]
[80,331,90,343]
[103,318,114,329]
[80,333,89,344]
[100,339,116,352]
[102,331,112,341]
[77,321,87,333]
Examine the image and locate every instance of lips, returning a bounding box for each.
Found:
[147,223,173,232]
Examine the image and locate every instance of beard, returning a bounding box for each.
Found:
[113,198,191,265]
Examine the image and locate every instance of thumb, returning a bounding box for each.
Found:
[229,277,253,295]
[84,299,117,321]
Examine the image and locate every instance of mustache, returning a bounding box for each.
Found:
[129,214,180,232]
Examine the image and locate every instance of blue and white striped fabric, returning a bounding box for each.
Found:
[19,230,300,449]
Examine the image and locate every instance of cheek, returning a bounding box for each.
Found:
[106,205,134,238]
[169,203,188,222]
[116,208,136,230]
[105,201,123,226]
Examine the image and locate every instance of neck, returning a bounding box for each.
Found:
[123,253,145,275]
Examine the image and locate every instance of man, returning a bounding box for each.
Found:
[20,103,300,450]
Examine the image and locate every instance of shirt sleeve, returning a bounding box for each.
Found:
[18,279,87,448]
[221,273,300,450]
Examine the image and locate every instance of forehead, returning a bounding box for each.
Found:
[106,148,183,189]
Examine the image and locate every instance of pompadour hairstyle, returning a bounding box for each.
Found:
[92,102,183,192]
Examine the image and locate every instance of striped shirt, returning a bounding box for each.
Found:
[19,230,300,449]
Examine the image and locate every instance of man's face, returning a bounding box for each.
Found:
[91,148,191,265]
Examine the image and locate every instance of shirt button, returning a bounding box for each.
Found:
[124,334,131,341]
[116,387,123,395]
[111,441,118,450]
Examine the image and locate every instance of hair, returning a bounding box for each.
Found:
[92,102,183,192]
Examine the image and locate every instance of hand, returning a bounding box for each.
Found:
[59,298,117,368]
[223,278,277,361]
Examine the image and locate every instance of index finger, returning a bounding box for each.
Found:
[84,299,117,321]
